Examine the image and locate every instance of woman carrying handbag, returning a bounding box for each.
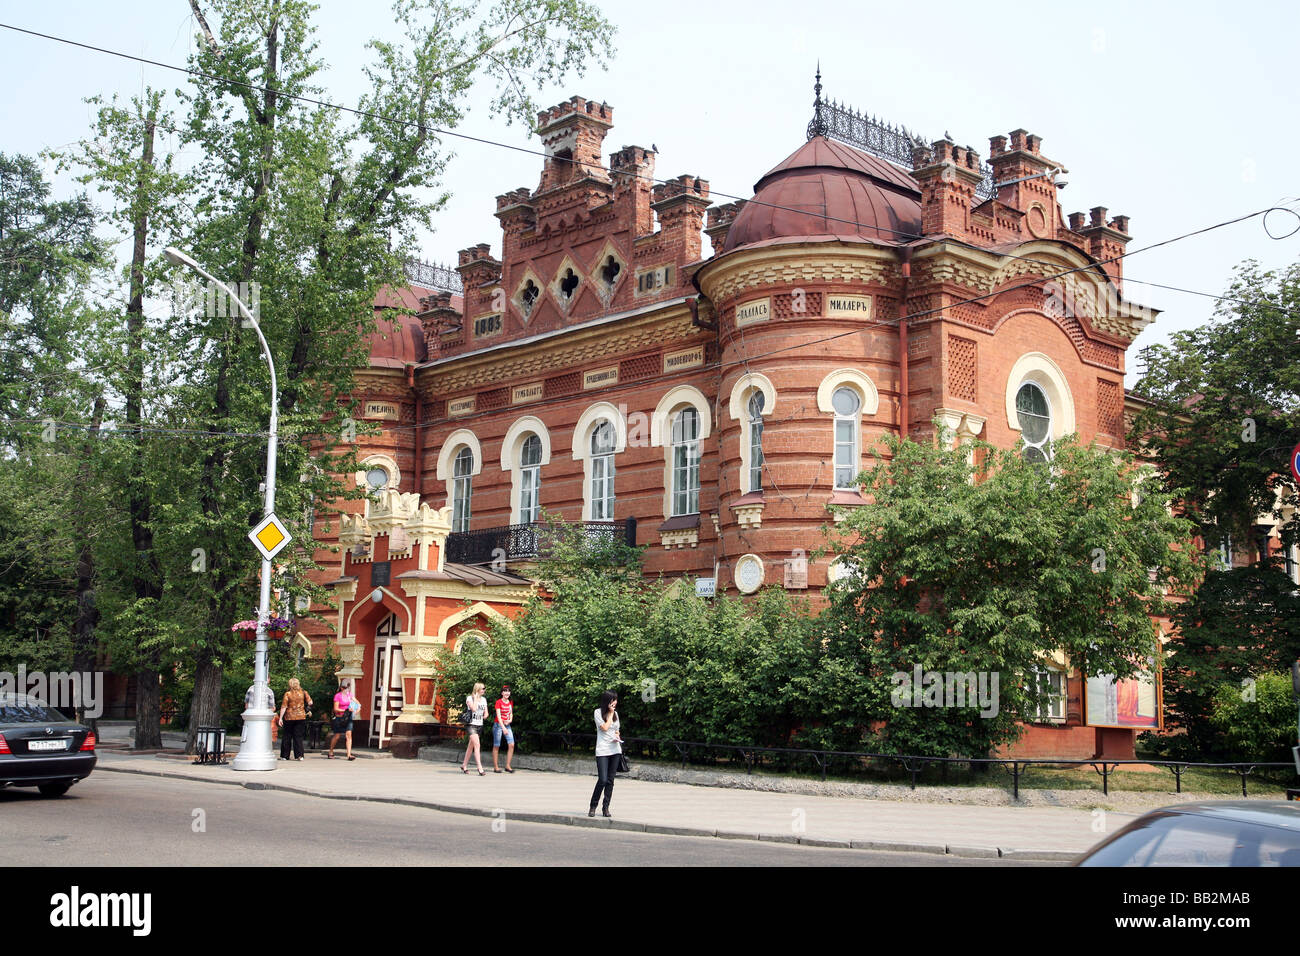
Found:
[460,682,488,775]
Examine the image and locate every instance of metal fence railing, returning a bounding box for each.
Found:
[456,727,1296,800]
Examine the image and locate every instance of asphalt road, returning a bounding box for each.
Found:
[1,772,1051,867]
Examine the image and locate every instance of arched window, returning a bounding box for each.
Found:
[832,386,861,489]
[747,391,765,493]
[590,421,616,521]
[671,408,700,516]
[1015,382,1053,462]
[452,447,473,532]
[520,434,542,524]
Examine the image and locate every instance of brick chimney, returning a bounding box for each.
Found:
[987,129,1065,237]
[455,243,501,325]
[1076,207,1132,285]
[651,175,711,264]
[610,145,655,239]
[417,290,461,357]
[536,96,614,194]
[912,139,985,238]
[705,200,746,255]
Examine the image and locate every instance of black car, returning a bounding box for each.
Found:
[1075,801,1300,866]
[0,695,97,797]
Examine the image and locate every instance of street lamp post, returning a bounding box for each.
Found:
[165,246,279,771]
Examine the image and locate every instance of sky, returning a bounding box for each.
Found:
[3,0,1298,380]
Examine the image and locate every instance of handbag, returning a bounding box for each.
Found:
[616,752,630,774]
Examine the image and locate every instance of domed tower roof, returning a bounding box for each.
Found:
[722,136,922,252]
[368,285,437,368]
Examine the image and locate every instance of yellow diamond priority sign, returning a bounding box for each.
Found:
[249,513,291,561]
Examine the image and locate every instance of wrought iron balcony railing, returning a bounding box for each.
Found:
[444,518,637,567]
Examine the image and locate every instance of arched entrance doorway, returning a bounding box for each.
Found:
[371,612,405,747]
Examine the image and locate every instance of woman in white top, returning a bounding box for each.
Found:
[461,682,488,776]
[589,689,622,817]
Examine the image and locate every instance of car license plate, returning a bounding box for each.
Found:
[28,739,69,752]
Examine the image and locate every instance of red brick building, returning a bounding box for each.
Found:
[306,85,1162,758]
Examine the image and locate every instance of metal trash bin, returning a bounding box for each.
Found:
[195,726,227,765]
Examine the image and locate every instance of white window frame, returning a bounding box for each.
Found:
[590,422,616,521]
[1004,352,1076,443]
[1030,665,1067,723]
[572,402,628,522]
[436,429,482,533]
[816,369,879,492]
[651,386,712,520]
[519,434,542,525]
[729,372,777,496]
[452,447,474,533]
[670,408,701,517]
[501,416,552,526]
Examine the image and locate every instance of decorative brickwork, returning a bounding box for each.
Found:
[948,336,977,403]
[773,291,823,319]
[620,353,659,381]
[544,370,581,395]
[1097,378,1123,438]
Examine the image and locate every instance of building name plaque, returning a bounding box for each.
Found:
[663,347,704,373]
[735,297,770,327]
[826,295,873,318]
[583,366,619,390]
[363,401,399,420]
[448,396,476,417]
[511,382,544,405]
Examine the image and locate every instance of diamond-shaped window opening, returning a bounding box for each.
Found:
[512,269,545,324]
[549,255,584,314]
[588,242,627,307]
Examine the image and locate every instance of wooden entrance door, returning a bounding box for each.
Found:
[371,613,405,747]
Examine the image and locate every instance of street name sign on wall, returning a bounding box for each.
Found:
[249,513,291,561]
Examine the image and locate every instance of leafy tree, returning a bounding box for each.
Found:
[1131,260,1300,758]
[1209,671,1300,762]
[56,0,614,749]
[437,519,822,748]
[1131,259,1300,555]
[819,431,1203,757]
[1155,564,1300,759]
[0,154,108,682]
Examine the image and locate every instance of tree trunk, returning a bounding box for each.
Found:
[72,397,104,732]
[127,110,164,751]
[186,656,226,753]
[134,668,161,749]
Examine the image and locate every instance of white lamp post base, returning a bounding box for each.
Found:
[231,708,278,771]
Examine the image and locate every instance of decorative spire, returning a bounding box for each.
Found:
[808,63,825,140]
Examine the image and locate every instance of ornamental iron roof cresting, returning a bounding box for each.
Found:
[807,69,997,202]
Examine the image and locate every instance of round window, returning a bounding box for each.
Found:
[832,386,861,417]
[365,466,389,491]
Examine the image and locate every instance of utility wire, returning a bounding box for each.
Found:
[11,19,1296,263]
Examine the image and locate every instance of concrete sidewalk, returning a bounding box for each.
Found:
[94,749,1123,861]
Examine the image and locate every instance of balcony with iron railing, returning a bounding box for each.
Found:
[444,518,637,567]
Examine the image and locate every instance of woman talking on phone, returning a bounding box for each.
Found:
[589,689,622,818]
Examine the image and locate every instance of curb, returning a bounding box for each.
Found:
[94,760,1073,862]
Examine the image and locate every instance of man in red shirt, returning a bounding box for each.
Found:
[492,685,515,773]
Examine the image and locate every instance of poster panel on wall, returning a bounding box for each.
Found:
[1085,667,1161,729]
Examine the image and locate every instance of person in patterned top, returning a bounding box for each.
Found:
[492,685,515,773]
[278,677,314,761]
